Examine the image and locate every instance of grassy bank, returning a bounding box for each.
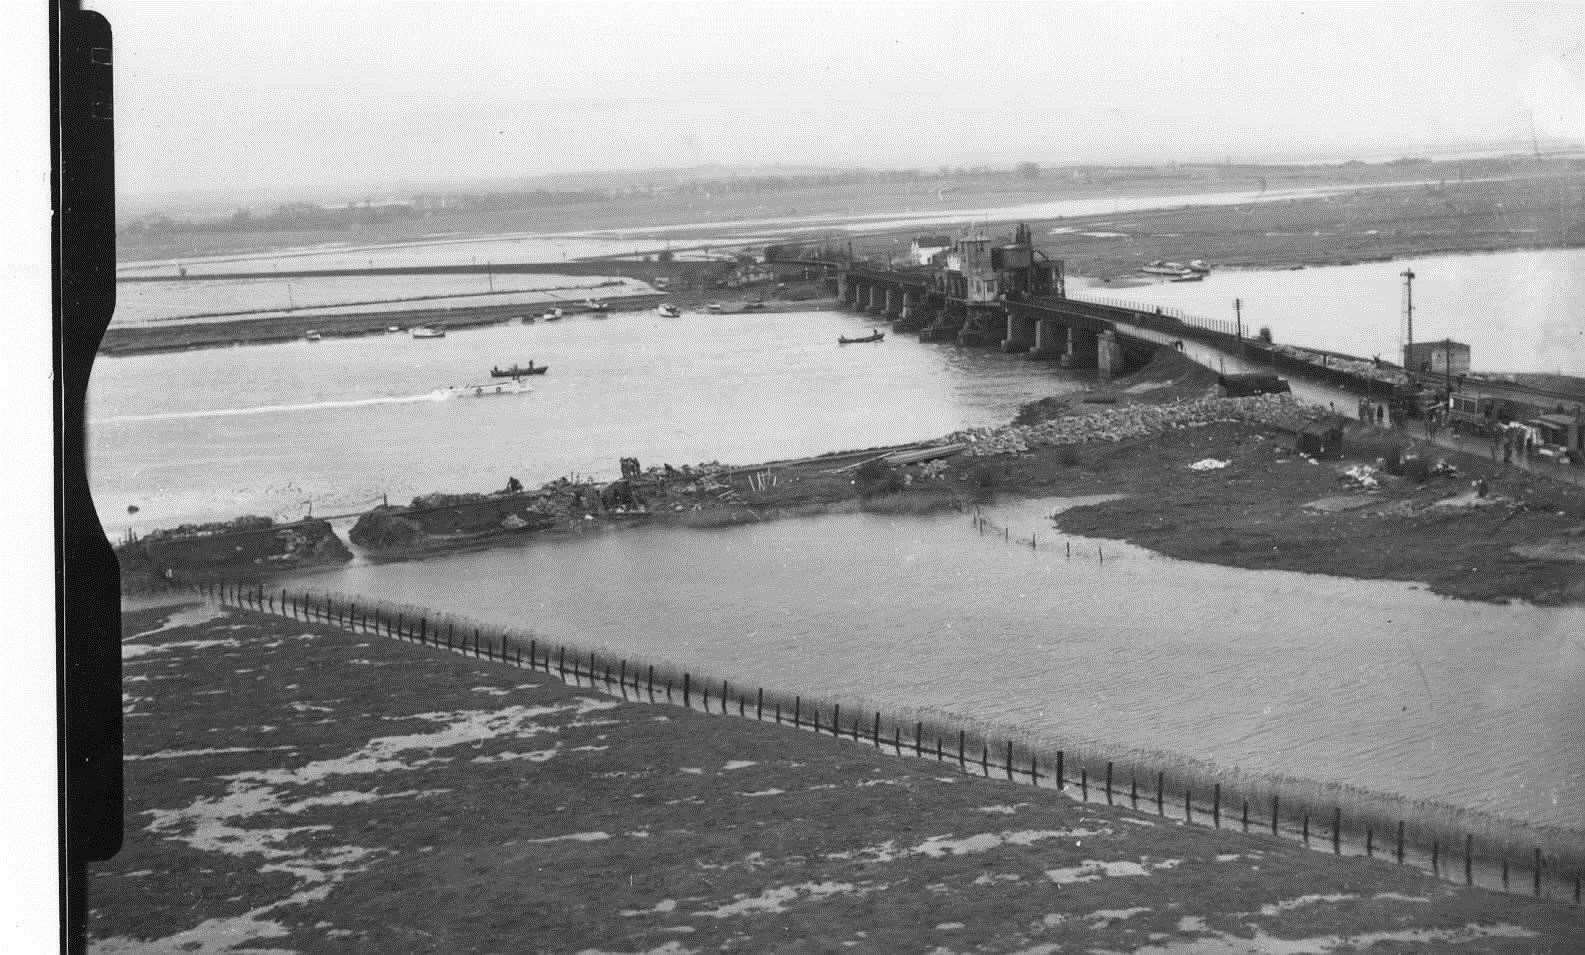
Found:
[90,601,1585,951]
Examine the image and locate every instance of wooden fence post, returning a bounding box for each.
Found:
[647,665,654,700]
[397,612,403,639]
[980,743,989,777]
[1056,751,1064,791]
[1366,827,1373,858]
[958,730,966,771]
[915,722,923,758]
[474,628,481,659]
[1185,787,1192,824]
[1213,784,1220,829]
[1332,807,1342,855]
[1432,839,1439,874]
[935,736,943,763]
[895,726,902,756]
[1005,741,1014,781]
[1396,822,1405,864]
[832,704,840,737]
[1081,768,1088,801]
[1502,858,1509,891]
[419,616,427,644]
[1534,848,1542,898]
[1272,796,1279,835]
[793,696,800,729]
[1156,772,1164,816]
[1241,799,1248,832]
[682,672,691,708]
[1105,762,1113,806]
[1130,774,1138,809]
[757,688,763,720]
[722,680,730,715]
[873,712,881,747]
[774,701,781,724]
[1303,813,1310,845]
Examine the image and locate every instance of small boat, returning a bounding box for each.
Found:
[1141,260,1193,277]
[706,302,723,312]
[386,325,402,333]
[304,330,322,342]
[839,330,885,345]
[741,300,766,311]
[411,325,446,339]
[656,303,681,318]
[1187,259,1211,273]
[443,380,533,399]
[490,363,549,378]
[542,308,564,321]
[1169,273,1204,282]
[583,299,608,312]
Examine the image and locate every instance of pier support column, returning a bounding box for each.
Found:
[1096,330,1125,379]
[850,281,868,311]
[1029,318,1063,358]
[900,288,920,320]
[1060,326,1099,369]
[868,284,884,313]
[838,273,853,306]
[884,287,902,318]
[1002,310,1036,353]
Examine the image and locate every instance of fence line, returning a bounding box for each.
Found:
[196,578,1582,907]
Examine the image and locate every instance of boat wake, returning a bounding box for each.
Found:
[94,389,455,424]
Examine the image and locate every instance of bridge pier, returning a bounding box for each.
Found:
[1096,330,1124,378]
[900,288,920,320]
[884,287,902,318]
[1002,310,1037,353]
[838,274,854,307]
[1060,326,1099,369]
[868,284,884,313]
[1029,317,1064,358]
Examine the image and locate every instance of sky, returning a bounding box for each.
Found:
[90,0,1585,202]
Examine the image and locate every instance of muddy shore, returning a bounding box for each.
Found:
[89,602,1585,950]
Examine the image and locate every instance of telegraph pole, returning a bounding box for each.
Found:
[1234,298,1242,341]
[1400,268,1415,361]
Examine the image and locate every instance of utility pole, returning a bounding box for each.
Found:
[1400,268,1415,363]
[1234,298,1242,341]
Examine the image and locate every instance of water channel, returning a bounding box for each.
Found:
[288,495,1585,833]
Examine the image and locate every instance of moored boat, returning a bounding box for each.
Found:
[1169,273,1205,282]
[838,330,885,345]
[583,299,608,312]
[490,363,550,378]
[657,303,682,317]
[542,307,564,321]
[1141,260,1193,277]
[304,330,322,342]
[411,324,446,339]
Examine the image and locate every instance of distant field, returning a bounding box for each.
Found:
[116,157,1571,263]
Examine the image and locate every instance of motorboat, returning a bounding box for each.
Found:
[542,307,564,321]
[1187,259,1211,273]
[1169,273,1205,282]
[1140,260,1193,277]
[583,299,609,312]
[838,330,885,345]
[656,303,682,318]
[443,380,533,398]
[490,363,549,378]
[411,324,446,339]
[706,302,723,312]
[304,330,322,342]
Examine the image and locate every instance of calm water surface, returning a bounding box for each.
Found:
[88,310,1083,537]
[1074,248,1585,376]
[291,496,1585,831]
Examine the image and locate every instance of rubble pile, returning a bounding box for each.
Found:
[944,395,1317,457]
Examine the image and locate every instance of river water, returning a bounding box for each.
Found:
[288,496,1585,832]
[93,240,1585,835]
[88,309,1081,537]
[1073,248,1585,377]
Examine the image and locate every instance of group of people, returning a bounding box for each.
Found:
[1356,398,1388,427]
[1491,425,1536,464]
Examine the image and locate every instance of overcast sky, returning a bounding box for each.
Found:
[92,0,1585,201]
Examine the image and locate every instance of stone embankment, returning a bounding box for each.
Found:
[943,394,1322,457]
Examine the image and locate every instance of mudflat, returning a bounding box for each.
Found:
[90,602,1585,951]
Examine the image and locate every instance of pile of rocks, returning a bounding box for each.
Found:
[944,395,1318,457]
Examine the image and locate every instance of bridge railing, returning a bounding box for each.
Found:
[1068,292,1242,340]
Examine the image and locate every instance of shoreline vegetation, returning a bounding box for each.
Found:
[91,600,1585,950]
